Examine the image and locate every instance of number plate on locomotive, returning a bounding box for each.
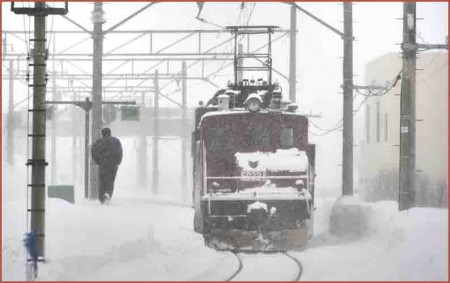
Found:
[241,171,266,181]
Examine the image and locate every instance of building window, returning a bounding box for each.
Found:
[376,101,380,143]
[384,113,389,142]
[365,104,370,143]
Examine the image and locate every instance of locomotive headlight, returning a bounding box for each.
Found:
[248,99,261,112]
[245,93,263,113]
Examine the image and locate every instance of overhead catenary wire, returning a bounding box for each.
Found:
[354,69,402,97]
[235,2,245,26]
[209,2,257,80]
[309,70,402,137]
[129,3,259,102]
[308,93,358,135]
[246,3,256,26]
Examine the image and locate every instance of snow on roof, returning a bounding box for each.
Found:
[235,148,308,172]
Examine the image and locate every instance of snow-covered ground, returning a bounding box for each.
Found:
[3,162,448,281]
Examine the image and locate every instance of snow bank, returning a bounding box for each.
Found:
[3,173,447,281]
[300,200,448,281]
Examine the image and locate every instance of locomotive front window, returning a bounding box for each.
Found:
[206,127,228,154]
[242,125,272,150]
[280,127,294,148]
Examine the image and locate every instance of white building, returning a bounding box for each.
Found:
[356,52,448,206]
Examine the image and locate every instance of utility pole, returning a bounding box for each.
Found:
[51,39,57,184]
[181,61,188,203]
[342,2,353,196]
[90,2,105,199]
[289,5,297,103]
[11,2,68,279]
[71,94,78,186]
[290,2,355,196]
[237,43,243,82]
[137,92,148,188]
[398,3,447,210]
[153,70,159,193]
[29,0,48,269]
[7,60,14,164]
[399,2,416,211]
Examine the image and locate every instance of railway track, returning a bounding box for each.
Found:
[225,252,243,281]
[226,251,303,281]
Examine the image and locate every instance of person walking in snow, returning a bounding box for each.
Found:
[91,127,123,204]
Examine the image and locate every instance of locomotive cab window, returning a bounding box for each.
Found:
[206,128,228,154]
[280,127,294,148]
[243,125,272,150]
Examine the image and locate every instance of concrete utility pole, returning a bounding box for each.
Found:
[11,2,68,278]
[72,99,78,186]
[181,61,188,203]
[7,60,14,164]
[153,70,160,193]
[289,5,297,103]
[137,92,148,188]
[342,2,353,196]
[399,2,417,211]
[290,2,356,196]
[51,40,58,184]
[29,0,48,269]
[89,2,105,199]
[399,2,448,211]
[237,43,243,82]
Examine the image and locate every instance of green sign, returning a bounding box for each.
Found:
[121,106,140,121]
[48,185,75,204]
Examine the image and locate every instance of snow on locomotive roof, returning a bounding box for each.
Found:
[235,148,309,172]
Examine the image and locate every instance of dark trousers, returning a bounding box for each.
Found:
[99,165,118,201]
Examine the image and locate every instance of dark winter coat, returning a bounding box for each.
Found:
[91,136,123,168]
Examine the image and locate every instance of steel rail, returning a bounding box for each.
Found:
[282,251,303,281]
[225,251,243,281]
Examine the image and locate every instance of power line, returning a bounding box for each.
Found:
[354,69,402,97]
[246,3,256,26]
[309,84,380,137]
